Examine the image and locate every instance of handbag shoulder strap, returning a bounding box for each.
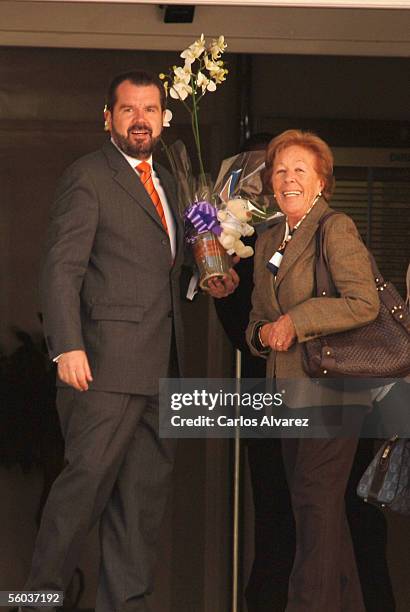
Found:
[314,211,339,297]
[314,211,385,297]
[315,212,410,333]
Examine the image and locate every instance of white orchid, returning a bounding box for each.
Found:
[211,67,228,85]
[204,56,228,84]
[197,71,217,93]
[173,65,191,85]
[180,33,206,67]
[170,81,192,101]
[162,109,173,128]
[209,36,227,60]
[160,34,228,186]
[169,65,193,100]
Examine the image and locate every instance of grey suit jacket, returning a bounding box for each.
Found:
[40,141,185,395]
[246,197,380,407]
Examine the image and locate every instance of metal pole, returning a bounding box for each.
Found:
[232,348,242,612]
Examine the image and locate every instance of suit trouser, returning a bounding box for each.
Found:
[245,438,295,612]
[281,406,367,612]
[24,387,176,612]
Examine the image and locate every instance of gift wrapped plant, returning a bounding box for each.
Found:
[160,35,276,289]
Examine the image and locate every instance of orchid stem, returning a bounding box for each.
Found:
[190,77,207,190]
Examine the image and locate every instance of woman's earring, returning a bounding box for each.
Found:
[318,191,322,197]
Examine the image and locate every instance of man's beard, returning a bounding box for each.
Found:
[111,123,160,159]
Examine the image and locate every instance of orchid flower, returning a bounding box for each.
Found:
[204,56,228,84]
[197,71,217,93]
[209,36,227,60]
[173,65,191,85]
[170,82,192,101]
[180,34,206,67]
[162,109,173,128]
[159,34,228,188]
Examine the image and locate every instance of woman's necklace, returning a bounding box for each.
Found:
[267,193,321,278]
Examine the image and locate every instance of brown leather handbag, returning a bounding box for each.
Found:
[302,212,410,384]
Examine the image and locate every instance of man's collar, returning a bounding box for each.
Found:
[110,137,153,170]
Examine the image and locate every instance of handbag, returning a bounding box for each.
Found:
[302,212,410,385]
[357,436,410,515]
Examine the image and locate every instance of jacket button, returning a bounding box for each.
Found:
[161,238,168,245]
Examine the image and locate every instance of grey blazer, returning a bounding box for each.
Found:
[40,141,185,395]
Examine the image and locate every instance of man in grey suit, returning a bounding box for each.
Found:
[23,70,236,612]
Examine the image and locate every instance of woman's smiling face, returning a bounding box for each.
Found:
[271,144,325,228]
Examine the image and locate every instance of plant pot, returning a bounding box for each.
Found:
[191,231,231,290]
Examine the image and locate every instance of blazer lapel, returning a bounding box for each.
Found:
[155,164,184,233]
[275,198,330,289]
[102,141,167,232]
[263,218,286,313]
[154,162,185,267]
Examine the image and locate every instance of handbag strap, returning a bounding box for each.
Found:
[314,212,338,298]
[316,211,386,295]
[315,212,410,331]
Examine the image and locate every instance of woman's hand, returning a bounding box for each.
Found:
[260,314,297,351]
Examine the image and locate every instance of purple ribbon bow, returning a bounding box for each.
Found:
[184,201,222,241]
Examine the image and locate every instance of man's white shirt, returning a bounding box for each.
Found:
[112,139,177,258]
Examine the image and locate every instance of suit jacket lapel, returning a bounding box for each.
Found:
[102,141,167,232]
[154,162,185,266]
[154,163,184,236]
[275,197,330,288]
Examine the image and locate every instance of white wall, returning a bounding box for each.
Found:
[0,2,409,57]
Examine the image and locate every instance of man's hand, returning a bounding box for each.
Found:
[205,266,240,299]
[260,314,297,352]
[57,350,93,391]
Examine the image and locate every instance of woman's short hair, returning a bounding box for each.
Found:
[264,129,335,201]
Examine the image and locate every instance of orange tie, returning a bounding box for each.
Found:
[136,161,168,234]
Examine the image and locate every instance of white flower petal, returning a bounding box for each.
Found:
[210,35,227,60]
[173,65,192,84]
[162,109,173,127]
[170,82,191,101]
[180,50,194,64]
[169,87,180,100]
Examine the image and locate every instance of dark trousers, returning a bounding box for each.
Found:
[24,388,176,612]
[244,435,395,612]
[245,439,295,612]
[281,407,367,612]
